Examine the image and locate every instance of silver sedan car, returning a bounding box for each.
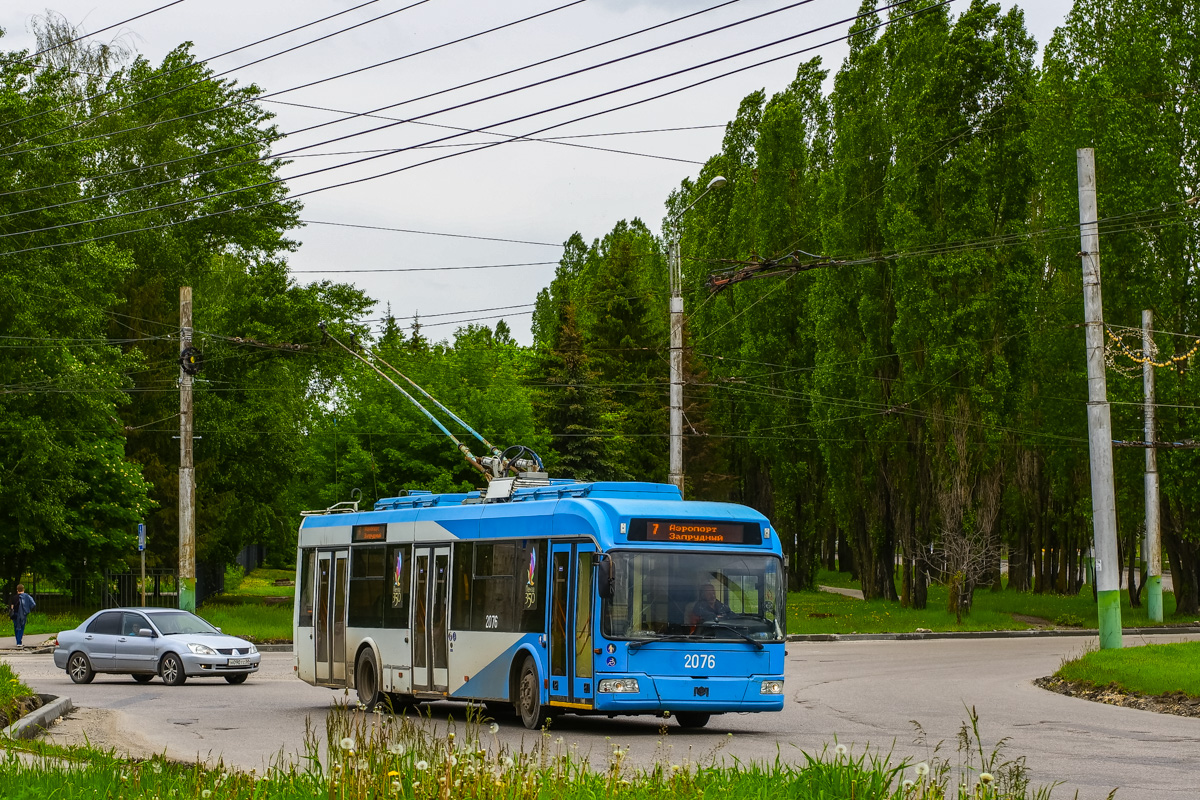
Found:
[53,608,260,686]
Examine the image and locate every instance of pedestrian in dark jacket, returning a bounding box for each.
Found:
[8,584,36,647]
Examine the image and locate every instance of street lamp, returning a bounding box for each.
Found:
[668,175,726,498]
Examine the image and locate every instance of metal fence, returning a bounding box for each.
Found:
[17,569,180,614]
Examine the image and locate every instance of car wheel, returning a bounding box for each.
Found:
[132,674,154,684]
[67,652,94,684]
[516,655,547,730]
[674,711,711,729]
[160,653,187,686]
[355,648,381,710]
[224,674,248,685]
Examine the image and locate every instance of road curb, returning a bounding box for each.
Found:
[255,644,293,653]
[787,625,1200,643]
[3,694,72,740]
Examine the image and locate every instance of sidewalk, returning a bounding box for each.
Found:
[0,634,56,653]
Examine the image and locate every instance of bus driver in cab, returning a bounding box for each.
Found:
[688,583,729,625]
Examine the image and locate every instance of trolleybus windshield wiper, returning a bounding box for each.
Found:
[703,622,765,650]
[627,635,693,651]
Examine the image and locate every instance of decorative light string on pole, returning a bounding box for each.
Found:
[1105,324,1200,374]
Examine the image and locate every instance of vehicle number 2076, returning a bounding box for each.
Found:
[683,653,716,670]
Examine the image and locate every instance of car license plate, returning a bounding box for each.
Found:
[227,657,252,666]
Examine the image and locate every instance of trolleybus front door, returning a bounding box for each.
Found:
[411,545,450,693]
[315,549,349,684]
[548,541,596,708]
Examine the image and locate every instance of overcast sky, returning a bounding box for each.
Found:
[1,0,1075,344]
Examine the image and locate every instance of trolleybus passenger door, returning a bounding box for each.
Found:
[315,549,349,684]
[412,545,450,693]
[548,541,597,707]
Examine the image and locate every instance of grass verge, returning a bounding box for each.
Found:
[793,572,1187,635]
[1054,640,1200,698]
[196,601,292,643]
[0,703,1065,799]
[0,659,40,728]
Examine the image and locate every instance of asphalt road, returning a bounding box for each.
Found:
[10,633,1200,800]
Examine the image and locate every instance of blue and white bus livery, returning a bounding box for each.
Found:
[293,479,786,729]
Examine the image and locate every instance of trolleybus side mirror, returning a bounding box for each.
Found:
[597,560,614,601]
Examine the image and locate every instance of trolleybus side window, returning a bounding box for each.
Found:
[516,540,547,633]
[451,542,520,632]
[298,549,317,626]
[348,546,386,627]
[383,544,412,628]
[471,542,516,631]
[451,543,472,630]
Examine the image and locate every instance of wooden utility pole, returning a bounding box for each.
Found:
[1077,148,1122,649]
[1143,309,1163,622]
[179,287,196,611]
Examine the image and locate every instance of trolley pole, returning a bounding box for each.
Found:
[1077,148,1122,649]
[1143,309,1163,622]
[179,287,196,611]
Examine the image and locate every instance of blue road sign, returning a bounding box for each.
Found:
[138,523,146,552]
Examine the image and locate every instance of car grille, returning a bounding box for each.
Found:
[217,648,250,655]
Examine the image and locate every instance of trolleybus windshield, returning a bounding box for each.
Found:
[602,552,784,642]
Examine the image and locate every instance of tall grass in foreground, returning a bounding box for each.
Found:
[1,702,1070,799]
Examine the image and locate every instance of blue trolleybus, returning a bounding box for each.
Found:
[293,478,786,728]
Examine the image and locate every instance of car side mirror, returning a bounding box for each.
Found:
[137,628,156,638]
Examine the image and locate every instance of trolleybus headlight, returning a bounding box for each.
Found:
[188,643,218,656]
[597,678,640,693]
[760,680,784,694]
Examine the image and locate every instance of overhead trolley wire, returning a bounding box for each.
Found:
[0,0,934,255]
[0,3,738,206]
[0,0,431,148]
[0,0,580,160]
[0,0,188,69]
[0,0,779,218]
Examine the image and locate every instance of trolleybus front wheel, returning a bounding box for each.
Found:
[356,648,382,710]
[516,656,548,730]
[674,711,711,729]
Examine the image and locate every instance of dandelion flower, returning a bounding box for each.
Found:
[340,737,355,751]
[391,781,401,792]
[416,760,429,772]
[902,779,914,790]
[201,792,212,799]
[915,762,930,778]
[489,722,500,735]
[449,756,458,767]
[502,756,514,769]
[448,732,455,741]
[388,771,400,777]
[388,743,406,756]
[980,772,994,785]
[835,744,848,757]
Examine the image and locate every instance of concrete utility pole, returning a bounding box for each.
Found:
[668,175,726,498]
[1143,309,1163,622]
[1077,148,1122,649]
[179,287,196,611]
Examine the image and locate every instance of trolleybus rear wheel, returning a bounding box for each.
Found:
[356,649,381,710]
[674,711,711,729]
[516,656,547,730]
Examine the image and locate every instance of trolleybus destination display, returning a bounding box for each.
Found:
[628,519,762,545]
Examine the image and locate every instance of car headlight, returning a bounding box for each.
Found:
[760,680,784,695]
[247,643,258,654]
[597,678,640,693]
[188,643,218,656]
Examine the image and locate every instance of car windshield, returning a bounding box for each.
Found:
[602,551,785,642]
[145,611,220,636]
